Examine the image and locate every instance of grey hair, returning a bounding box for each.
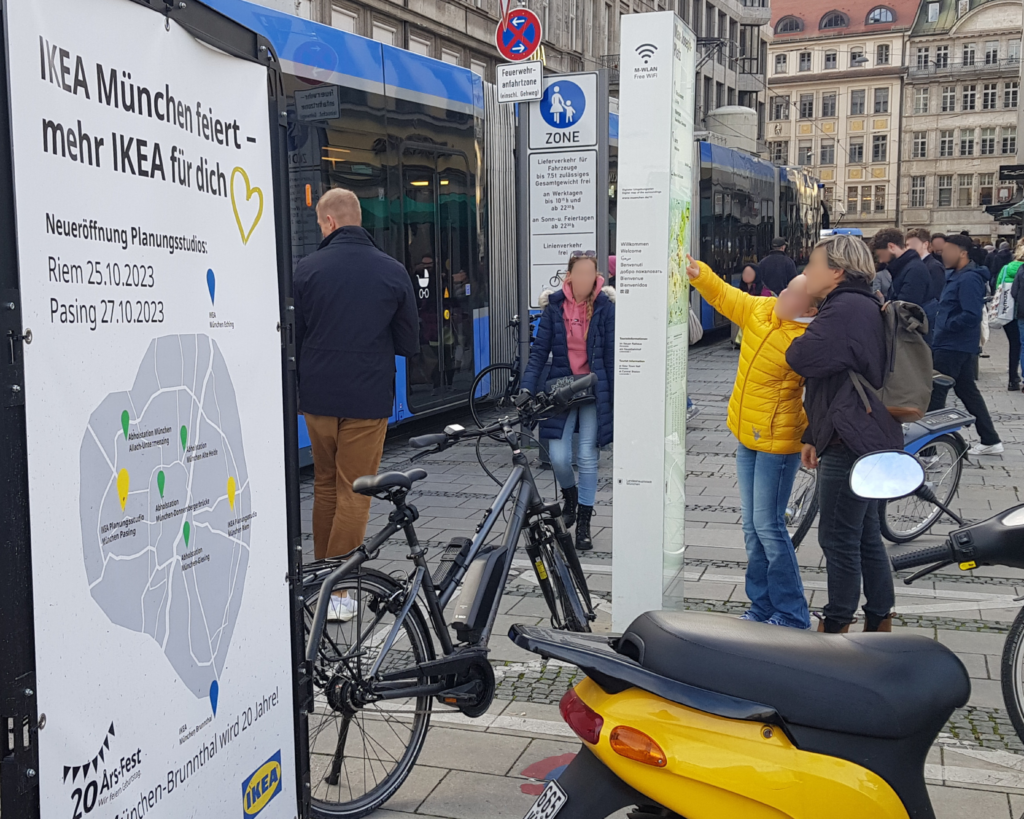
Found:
[814,234,876,285]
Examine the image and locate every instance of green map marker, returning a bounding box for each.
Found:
[121,410,129,440]
[180,425,187,450]
[183,521,190,547]
[157,471,165,498]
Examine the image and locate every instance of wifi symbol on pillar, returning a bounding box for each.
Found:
[636,43,658,64]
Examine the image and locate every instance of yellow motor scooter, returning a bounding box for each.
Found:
[512,453,970,819]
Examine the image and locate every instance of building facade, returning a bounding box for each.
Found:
[248,0,773,145]
[766,0,918,236]
[901,0,1022,239]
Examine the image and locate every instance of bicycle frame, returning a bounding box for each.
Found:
[303,421,590,703]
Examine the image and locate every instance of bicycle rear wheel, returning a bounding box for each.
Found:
[305,568,434,819]
[881,435,963,543]
[1002,606,1024,745]
[786,467,818,549]
[469,364,519,429]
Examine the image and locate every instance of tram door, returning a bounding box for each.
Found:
[401,146,476,413]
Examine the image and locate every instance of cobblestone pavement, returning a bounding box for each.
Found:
[300,330,1024,818]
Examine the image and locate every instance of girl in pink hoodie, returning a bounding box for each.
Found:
[521,252,616,551]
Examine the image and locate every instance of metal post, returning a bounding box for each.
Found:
[516,103,531,377]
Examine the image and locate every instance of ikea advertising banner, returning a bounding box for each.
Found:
[5,1,296,817]
[612,12,696,630]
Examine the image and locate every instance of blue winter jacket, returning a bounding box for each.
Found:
[932,262,987,355]
[521,286,616,446]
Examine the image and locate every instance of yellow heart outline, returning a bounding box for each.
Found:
[230,166,264,245]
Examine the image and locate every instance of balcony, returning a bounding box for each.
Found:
[596,54,620,85]
[908,57,1021,79]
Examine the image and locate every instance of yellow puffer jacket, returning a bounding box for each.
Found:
[691,262,809,455]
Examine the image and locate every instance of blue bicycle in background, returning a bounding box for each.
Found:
[787,376,974,548]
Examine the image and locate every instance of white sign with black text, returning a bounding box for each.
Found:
[526,72,599,306]
[5,0,297,816]
[496,61,543,103]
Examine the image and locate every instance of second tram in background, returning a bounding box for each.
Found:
[206,0,823,465]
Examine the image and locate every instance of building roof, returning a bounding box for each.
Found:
[771,0,920,41]
[909,0,1020,36]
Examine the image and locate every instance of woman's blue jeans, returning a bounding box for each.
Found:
[549,403,599,506]
[736,443,810,629]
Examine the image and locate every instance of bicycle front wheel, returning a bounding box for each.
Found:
[881,435,963,543]
[786,467,818,549]
[1001,606,1024,744]
[469,363,518,429]
[305,568,434,819]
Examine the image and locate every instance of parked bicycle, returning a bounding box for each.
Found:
[468,314,538,429]
[787,375,974,548]
[299,375,597,818]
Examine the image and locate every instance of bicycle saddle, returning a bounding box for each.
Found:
[352,469,428,496]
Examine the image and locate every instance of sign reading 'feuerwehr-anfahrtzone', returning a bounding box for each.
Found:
[4,0,296,816]
[496,61,543,103]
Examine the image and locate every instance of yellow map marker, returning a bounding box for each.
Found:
[117,469,130,511]
[227,476,236,511]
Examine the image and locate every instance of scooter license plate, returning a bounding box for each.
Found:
[523,780,568,819]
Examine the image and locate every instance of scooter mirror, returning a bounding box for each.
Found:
[849,450,925,500]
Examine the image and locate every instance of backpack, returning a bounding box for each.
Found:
[848,300,932,423]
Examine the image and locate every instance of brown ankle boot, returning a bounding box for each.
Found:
[864,613,893,632]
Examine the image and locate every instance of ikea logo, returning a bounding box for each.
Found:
[242,751,282,817]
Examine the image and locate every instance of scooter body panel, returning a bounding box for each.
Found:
[573,678,911,819]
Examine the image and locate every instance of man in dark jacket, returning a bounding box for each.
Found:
[869,228,932,307]
[294,188,419,582]
[987,241,1013,279]
[929,234,1003,455]
[906,228,947,300]
[759,238,798,295]
[786,235,902,635]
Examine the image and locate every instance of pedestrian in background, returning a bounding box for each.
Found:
[930,234,1004,455]
[786,235,902,634]
[930,233,948,269]
[962,231,988,271]
[739,263,773,297]
[760,237,798,296]
[687,255,820,629]
[1003,242,1024,393]
[522,250,615,552]
[905,228,946,344]
[988,241,1013,281]
[295,188,419,619]
[869,229,932,311]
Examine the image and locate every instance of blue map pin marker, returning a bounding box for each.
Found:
[209,680,219,716]
[206,269,216,305]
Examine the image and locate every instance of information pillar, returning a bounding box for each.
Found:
[612,12,696,630]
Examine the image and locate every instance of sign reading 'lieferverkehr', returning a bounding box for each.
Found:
[496,61,543,103]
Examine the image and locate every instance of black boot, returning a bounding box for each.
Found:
[560,486,578,529]
[575,505,593,551]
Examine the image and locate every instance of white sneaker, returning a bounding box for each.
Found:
[969,442,1004,456]
[328,595,357,622]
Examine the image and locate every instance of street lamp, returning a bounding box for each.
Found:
[851,54,869,67]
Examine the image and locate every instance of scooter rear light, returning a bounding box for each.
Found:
[610,726,667,767]
[559,688,603,744]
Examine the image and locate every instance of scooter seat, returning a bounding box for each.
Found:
[618,611,970,740]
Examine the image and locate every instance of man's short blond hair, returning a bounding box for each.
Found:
[317,188,362,228]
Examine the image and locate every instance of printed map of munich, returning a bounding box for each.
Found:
[79,335,251,699]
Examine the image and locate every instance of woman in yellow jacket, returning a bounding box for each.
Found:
[687,255,819,629]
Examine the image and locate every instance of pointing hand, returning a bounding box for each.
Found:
[685,255,700,281]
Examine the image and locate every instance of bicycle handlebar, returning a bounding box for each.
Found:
[551,374,597,407]
[409,433,448,449]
